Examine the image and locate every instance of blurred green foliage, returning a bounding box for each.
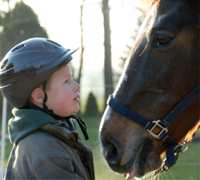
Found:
[0,1,48,59]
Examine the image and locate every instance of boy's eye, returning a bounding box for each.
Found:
[65,79,68,83]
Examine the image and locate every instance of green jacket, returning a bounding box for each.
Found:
[4,108,95,180]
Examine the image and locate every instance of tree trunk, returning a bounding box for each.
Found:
[102,0,113,108]
[77,0,85,85]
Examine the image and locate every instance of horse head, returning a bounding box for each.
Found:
[99,0,200,179]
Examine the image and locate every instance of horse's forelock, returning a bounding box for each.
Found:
[140,0,160,14]
[140,0,159,8]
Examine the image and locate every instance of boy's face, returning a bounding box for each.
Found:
[45,65,80,117]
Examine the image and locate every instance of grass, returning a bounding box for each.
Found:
[1,114,200,180]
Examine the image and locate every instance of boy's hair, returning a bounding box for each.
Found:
[0,38,78,108]
[45,64,72,91]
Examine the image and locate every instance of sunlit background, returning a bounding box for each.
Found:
[0,1,199,180]
[0,0,142,105]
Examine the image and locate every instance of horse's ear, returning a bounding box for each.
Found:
[189,0,200,8]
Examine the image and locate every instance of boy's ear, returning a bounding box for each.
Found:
[30,87,44,104]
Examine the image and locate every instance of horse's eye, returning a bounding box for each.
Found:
[154,35,173,48]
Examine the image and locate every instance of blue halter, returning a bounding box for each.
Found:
[107,84,200,167]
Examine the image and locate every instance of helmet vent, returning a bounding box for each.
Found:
[1,59,8,69]
[46,39,61,47]
[11,44,25,52]
[43,43,56,50]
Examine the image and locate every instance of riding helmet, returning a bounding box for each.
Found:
[0,37,79,108]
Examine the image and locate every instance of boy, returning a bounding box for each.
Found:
[0,38,95,179]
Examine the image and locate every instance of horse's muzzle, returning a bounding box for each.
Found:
[100,133,135,174]
[102,136,122,166]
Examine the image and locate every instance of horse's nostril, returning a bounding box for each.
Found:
[103,140,121,165]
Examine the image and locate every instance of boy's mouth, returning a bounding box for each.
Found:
[74,96,80,101]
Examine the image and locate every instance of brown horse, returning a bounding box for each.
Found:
[99,0,200,179]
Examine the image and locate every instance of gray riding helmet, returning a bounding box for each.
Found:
[0,37,79,108]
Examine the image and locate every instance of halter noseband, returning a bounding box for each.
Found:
[107,84,200,171]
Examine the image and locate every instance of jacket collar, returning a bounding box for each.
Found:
[9,108,59,145]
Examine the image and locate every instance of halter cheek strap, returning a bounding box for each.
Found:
[107,84,200,168]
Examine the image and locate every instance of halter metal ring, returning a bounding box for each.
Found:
[147,120,168,139]
[174,141,189,154]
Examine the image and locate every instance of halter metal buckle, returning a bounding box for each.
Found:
[147,120,168,139]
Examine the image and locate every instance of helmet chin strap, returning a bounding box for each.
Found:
[26,82,89,140]
[42,82,62,120]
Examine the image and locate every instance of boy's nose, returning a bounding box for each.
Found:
[74,81,80,92]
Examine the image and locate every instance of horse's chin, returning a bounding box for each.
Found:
[106,141,162,179]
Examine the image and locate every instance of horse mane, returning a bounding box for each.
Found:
[141,0,200,9]
[140,0,199,18]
